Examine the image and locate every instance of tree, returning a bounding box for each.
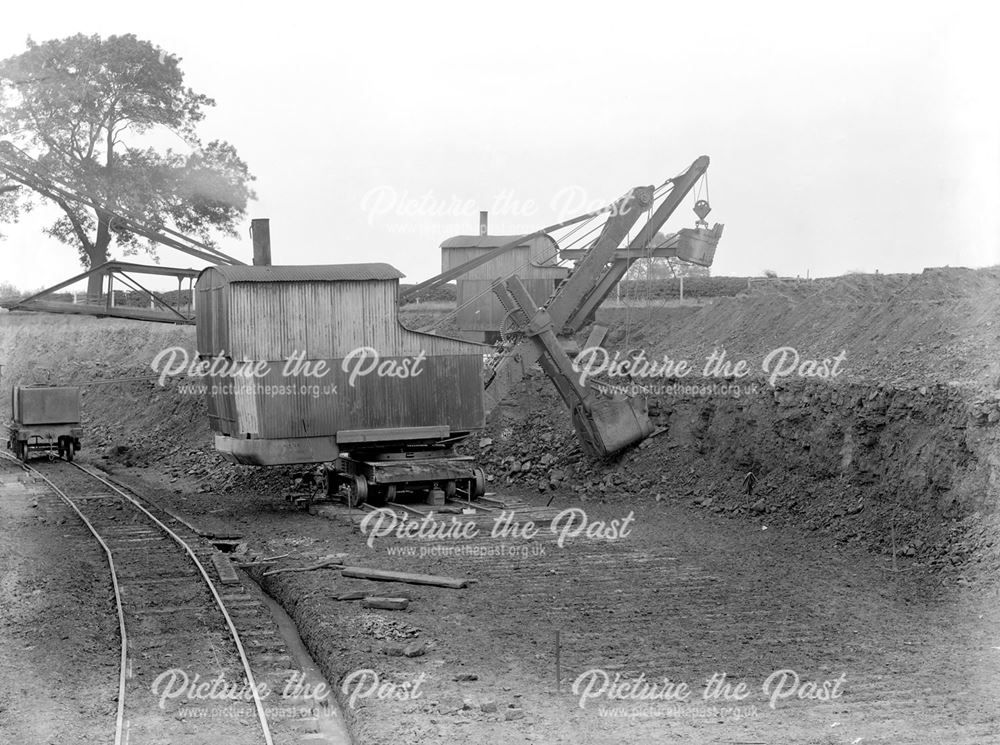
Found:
[0,163,21,236]
[0,34,254,297]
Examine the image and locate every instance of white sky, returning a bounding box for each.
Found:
[1,0,998,291]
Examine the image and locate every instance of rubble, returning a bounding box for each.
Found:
[359,613,420,641]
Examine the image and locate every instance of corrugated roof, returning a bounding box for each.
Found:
[440,234,557,249]
[205,263,404,283]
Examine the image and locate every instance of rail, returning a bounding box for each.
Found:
[0,453,275,745]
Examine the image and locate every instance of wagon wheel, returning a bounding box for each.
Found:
[16,440,27,462]
[64,442,74,462]
[368,483,398,507]
[444,480,457,501]
[459,470,486,500]
[345,474,368,508]
[471,468,486,498]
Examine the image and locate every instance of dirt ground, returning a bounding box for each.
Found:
[102,457,1000,745]
[0,461,118,744]
[2,266,999,743]
[9,441,1000,744]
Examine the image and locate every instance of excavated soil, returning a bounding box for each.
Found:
[605,268,1000,390]
[1,265,998,744]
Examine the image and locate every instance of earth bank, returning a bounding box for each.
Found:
[1,266,998,743]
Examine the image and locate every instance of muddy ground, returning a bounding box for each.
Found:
[95,388,999,745]
[1,267,999,743]
[0,462,119,744]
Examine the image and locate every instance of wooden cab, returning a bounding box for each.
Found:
[196,264,487,465]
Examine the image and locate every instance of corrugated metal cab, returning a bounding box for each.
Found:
[196,264,487,465]
[440,235,569,341]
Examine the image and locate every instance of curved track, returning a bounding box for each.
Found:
[2,454,274,745]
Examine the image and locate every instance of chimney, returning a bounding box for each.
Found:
[479,211,488,236]
[250,218,271,266]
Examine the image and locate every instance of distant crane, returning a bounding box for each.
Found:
[0,141,244,322]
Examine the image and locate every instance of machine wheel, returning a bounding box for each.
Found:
[368,483,397,507]
[444,480,457,501]
[472,468,486,498]
[346,474,368,508]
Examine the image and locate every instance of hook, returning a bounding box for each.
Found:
[693,199,711,227]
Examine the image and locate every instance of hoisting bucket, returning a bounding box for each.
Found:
[675,224,724,267]
[571,397,655,458]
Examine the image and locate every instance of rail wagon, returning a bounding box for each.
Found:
[6,385,83,461]
[196,263,489,504]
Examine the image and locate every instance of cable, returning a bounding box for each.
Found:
[418,179,682,336]
[416,213,608,332]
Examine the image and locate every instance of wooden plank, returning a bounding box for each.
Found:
[362,597,410,610]
[341,565,468,589]
[336,425,450,444]
[211,552,240,585]
[334,591,367,601]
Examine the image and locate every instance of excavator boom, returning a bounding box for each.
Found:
[483,155,722,457]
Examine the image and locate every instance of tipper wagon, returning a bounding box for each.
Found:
[6,385,83,461]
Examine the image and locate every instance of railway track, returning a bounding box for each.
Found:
[1,454,349,745]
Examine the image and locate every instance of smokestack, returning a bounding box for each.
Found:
[251,218,271,266]
[479,211,488,236]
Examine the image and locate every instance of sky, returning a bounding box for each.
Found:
[0,0,998,292]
